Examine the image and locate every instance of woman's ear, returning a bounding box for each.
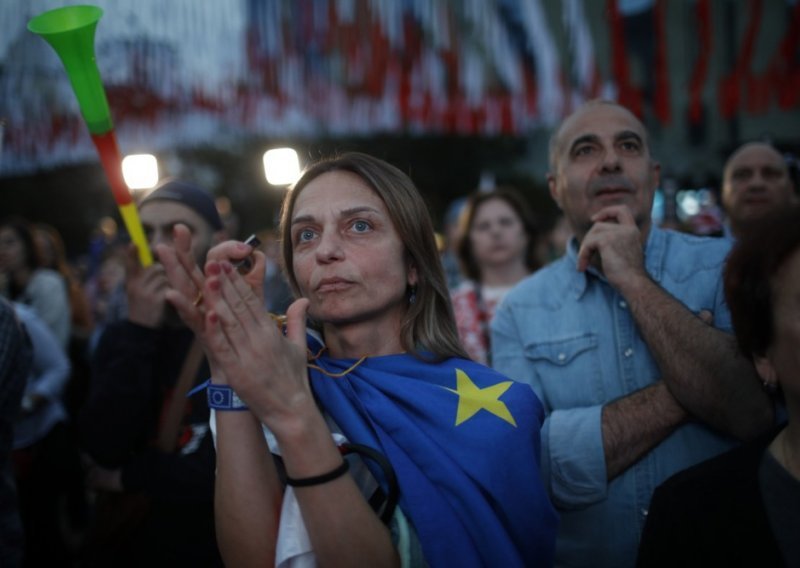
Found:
[754,353,778,390]
[407,261,418,288]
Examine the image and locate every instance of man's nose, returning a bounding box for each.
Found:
[599,148,622,172]
[746,172,768,191]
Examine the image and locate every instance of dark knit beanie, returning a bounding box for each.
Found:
[141,179,223,231]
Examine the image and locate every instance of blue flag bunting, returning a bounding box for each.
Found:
[307,335,558,567]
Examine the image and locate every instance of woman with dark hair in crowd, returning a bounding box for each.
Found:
[451,188,541,365]
[0,218,70,349]
[638,204,800,567]
[159,153,558,567]
[34,223,93,340]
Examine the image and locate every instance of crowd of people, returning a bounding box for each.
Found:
[0,98,797,567]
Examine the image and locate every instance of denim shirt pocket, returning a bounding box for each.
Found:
[523,333,604,408]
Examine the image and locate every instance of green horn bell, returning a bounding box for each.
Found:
[28,5,113,134]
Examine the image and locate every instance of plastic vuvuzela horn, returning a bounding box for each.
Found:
[28,5,153,266]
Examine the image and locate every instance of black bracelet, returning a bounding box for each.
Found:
[285,459,350,487]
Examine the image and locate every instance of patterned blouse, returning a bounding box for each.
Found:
[450,280,513,365]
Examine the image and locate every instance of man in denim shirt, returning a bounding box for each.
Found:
[492,100,774,567]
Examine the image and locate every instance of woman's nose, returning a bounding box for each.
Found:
[315,230,344,262]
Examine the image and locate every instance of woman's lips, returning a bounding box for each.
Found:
[316,277,353,292]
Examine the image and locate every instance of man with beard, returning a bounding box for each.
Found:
[491,100,774,567]
[80,180,229,567]
[721,141,797,240]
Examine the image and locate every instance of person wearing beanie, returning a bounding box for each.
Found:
[79,179,230,566]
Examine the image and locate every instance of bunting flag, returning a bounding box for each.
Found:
[307,335,558,567]
[688,0,712,125]
[607,0,642,117]
[1,0,571,175]
[719,0,763,119]
[652,0,671,124]
[1,0,797,176]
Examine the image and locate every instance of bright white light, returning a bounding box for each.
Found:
[122,154,159,189]
[263,148,300,186]
[677,190,701,217]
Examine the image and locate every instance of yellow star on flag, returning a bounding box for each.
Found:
[446,368,517,427]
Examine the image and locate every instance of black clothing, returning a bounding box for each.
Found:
[0,301,31,568]
[80,321,222,567]
[637,425,789,568]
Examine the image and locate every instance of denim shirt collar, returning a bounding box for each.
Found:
[564,224,667,300]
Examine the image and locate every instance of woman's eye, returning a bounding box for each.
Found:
[297,229,316,242]
[351,220,371,233]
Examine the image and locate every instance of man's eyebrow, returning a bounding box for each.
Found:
[291,206,382,225]
[568,134,599,154]
[615,130,644,145]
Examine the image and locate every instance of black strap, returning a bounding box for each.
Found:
[341,442,400,525]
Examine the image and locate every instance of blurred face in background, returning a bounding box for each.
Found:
[468,197,529,273]
[98,254,126,293]
[34,230,56,269]
[139,201,215,267]
[723,143,796,235]
[0,227,26,273]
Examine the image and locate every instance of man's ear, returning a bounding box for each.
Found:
[547,173,562,208]
[651,160,662,190]
[754,353,778,390]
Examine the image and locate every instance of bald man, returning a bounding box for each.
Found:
[722,142,797,239]
[492,100,773,567]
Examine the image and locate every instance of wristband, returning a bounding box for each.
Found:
[207,383,249,411]
[285,459,349,487]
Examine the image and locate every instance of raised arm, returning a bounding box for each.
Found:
[160,228,398,567]
[159,227,282,564]
[578,206,772,440]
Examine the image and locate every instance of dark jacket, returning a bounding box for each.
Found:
[637,425,787,568]
[80,320,222,567]
[0,301,30,568]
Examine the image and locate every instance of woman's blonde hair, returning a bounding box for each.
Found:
[280,152,467,361]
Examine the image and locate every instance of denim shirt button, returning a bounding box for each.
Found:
[641,508,649,517]
[619,300,627,309]
[558,353,566,362]
[624,348,633,358]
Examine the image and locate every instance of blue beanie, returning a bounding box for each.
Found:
[141,179,224,231]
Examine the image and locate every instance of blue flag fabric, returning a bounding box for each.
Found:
[307,336,558,567]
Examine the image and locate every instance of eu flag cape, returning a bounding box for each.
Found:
[307,336,558,567]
